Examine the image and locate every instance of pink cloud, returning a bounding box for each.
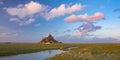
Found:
[25,1,47,15]
[4,1,46,26]
[4,1,84,20]
[76,23,101,37]
[64,12,105,22]
[4,1,85,26]
[42,3,84,20]
[4,7,28,19]
[4,1,46,19]
[10,18,21,23]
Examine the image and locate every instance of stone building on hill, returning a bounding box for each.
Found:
[39,34,62,44]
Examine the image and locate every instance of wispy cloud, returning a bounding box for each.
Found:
[19,18,35,26]
[118,16,120,19]
[4,1,47,19]
[4,1,84,26]
[25,1,47,15]
[114,8,120,19]
[10,18,35,26]
[77,23,101,36]
[0,26,22,38]
[100,6,105,9]
[4,1,47,26]
[10,18,20,22]
[55,34,120,43]
[42,3,84,20]
[64,12,104,37]
[0,26,43,42]
[77,23,101,32]
[0,32,18,38]
[64,12,105,22]
[35,23,41,27]
[63,29,72,34]
[114,8,120,12]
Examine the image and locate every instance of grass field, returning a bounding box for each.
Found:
[0,43,120,60]
[0,43,74,57]
[47,44,120,60]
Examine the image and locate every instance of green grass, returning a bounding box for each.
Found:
[47,44,120,60]
[0,43,74,57]
[0,43,120,60]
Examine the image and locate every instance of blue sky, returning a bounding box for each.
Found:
[0,0,120,43]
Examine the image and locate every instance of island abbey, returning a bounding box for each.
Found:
[39,34,62,44]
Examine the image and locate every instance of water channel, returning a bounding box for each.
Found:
[0,49,63,60]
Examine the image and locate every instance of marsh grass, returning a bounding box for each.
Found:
[0,43,74,57]
[0,43,120,60]
[48,44,120,60]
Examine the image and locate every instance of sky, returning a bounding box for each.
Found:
[0,0,120,43]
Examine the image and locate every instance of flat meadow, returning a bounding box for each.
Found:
[0,43,120,60]
[0,43,74,57]
[47,44,120,60]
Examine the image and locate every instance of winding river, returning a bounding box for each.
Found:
[0,49,63,60]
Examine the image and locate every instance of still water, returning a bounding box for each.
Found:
[0,50,63,60]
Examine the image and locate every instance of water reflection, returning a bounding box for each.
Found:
[0,50,63,60]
